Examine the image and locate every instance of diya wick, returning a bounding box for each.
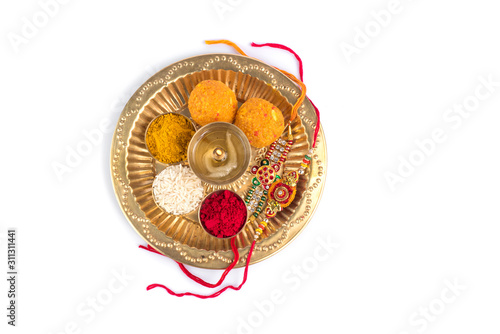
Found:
[212,147,227,162]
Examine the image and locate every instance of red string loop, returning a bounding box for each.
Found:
[140,238,240,288]
[250,42,321,148]
[251,42,304,81]
[140,240,256,299]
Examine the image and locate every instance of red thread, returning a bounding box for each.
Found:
[139,237,242,289]
[177,237,239,288]
[309,100,321,148]
[250,42,321,148]
[251,42,304,81]
[144,241,256,299]
[138,244,163,255]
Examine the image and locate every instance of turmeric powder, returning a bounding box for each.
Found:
[146,113,195,164]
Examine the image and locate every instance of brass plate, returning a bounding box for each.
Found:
[110,53,327,269]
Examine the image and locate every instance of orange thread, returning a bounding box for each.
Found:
[250,42,321,148]
[205,39,249,57]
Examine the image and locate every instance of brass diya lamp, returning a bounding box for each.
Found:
[187,122,251,186]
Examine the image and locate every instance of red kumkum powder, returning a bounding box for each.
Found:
[200,190,247,238]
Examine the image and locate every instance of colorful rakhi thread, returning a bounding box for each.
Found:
[254,148,313,240]
[244,126,293,218]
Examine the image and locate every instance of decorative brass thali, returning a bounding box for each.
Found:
[110,53,327,269]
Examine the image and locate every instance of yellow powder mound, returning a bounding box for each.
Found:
[234,98,285,148]
[145,113,195,164]
[188,80,238,126]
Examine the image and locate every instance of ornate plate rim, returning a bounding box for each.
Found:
[110,53,327,269]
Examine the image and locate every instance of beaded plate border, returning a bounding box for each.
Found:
[110,53,327,269]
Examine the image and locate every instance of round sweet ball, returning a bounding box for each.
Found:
[234,98,285,148]
[188,80,238,126]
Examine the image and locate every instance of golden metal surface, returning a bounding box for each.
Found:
[188,122,251,186]
[110,53,327,269]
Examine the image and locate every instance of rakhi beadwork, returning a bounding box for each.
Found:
[244,126,293,218]
[253,148,313,240]
[244,185,266,217]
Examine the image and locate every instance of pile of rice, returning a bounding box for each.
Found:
[152,164,204,215]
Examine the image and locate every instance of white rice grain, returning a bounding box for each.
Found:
[152,164,204,215]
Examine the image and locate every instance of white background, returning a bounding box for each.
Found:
[1,0,499,333]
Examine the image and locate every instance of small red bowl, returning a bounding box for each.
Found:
[198,189,248,239]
